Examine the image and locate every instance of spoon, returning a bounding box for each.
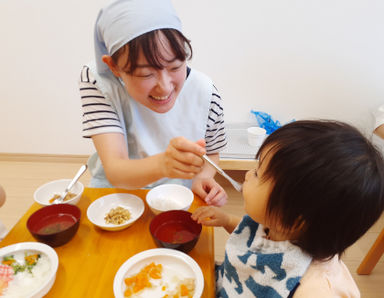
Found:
[53,164,88,204]
[202,155,243,192]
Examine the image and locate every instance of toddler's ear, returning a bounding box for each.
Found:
[102,55,121,78]
[195,139,206,148]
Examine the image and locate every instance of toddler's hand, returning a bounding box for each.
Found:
[191,206,230,227]
[161,137,206,179]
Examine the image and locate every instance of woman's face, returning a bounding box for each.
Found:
[113,31,187,114]
[242,150,274,227]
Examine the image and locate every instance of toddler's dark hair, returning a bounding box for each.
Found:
[257,120,384,260]
[112,28,192,73]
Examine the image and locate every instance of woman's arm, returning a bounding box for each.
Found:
[92,133,206,188]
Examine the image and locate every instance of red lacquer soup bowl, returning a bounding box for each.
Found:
[149,210,202,253]
[27,204,81,247]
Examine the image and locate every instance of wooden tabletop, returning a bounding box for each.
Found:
[219,158,257,170]
[0,188,215,298]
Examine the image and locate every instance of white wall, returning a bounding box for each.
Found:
[1,0,383,155]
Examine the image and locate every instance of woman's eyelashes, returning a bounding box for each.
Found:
[133,70,154,78]
[170,64,183,72]
[131,62,184,78]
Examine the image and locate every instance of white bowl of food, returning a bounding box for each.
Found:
[146,184,194,215]
[113,248,204,298]
[34,179,84,206]
[0,242,59,297]
[87,193,145,231]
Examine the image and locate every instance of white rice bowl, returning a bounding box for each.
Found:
[0,242,58,298]
[146,184,194,215]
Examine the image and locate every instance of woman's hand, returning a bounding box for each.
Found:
[191,206,231,227]
[192,177,227,206]
[160,137,206,179]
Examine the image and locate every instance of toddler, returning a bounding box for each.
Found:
[192,120,384,297]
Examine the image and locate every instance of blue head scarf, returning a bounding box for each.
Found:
[94,0,182,75]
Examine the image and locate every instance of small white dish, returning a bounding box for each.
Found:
[0,242,59,298]
[87,193,145,231]
[146,184,194,215]
[113,248,204,298]
[34,179,84,206]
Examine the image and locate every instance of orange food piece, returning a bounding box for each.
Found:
[149,263,162,279]
[124,262,163,297]
[180,284,189,296]
[1,260,14,266]
[25,254,39,265]
[132,272,151,293]
[123,287,132,297]
[124,276,135,286]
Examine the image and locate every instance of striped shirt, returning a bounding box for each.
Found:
[79,66,227,154]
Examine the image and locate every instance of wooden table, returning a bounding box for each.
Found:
[0,188,215,297]
[219,158,257,171]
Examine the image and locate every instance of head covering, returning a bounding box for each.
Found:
[94,0,182,75]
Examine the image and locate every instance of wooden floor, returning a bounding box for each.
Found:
[0,159,383,297]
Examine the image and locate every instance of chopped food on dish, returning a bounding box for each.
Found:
[0,251,51,297]
[105,206,131,225]
[48,192,76,204]
[123,262,195,298]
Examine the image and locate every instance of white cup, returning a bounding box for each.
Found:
[247,127,266,147]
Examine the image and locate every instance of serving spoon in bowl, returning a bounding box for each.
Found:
[202,155,243,192]
[53,164,88,204]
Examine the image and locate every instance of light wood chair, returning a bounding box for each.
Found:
[357,228,384,275]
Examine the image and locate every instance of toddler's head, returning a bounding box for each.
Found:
[247,120,384,260]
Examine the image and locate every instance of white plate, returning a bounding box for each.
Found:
[87,193,145,231]
[0,242,59,298]
[113,248,204,298]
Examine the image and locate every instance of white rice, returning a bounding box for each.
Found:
[2,251,51,298]
[151,196,185,211]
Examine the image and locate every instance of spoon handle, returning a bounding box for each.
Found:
[65,164,88,193]
[56,164,87,203]
[202,155,242,192]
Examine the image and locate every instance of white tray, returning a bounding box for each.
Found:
[220,126,264,159]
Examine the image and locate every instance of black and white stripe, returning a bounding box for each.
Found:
[205,87,227,154]
[79,66,123,138]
